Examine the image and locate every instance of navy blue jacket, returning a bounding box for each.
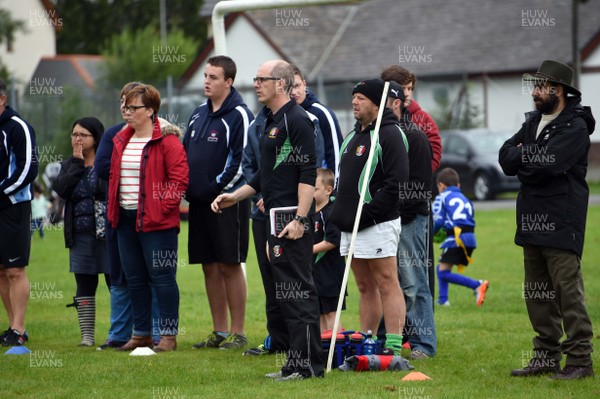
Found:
[184,87,254,203]
[300,91,342,174]
[95,122,126,181]
[0,106,38,209]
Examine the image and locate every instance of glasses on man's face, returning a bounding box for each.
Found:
[123,105,147,113]
[71,132,93,140]
[253,77,280,84]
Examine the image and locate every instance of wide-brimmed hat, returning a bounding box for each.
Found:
[523,60,580,96]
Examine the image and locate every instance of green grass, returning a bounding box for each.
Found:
[3,207,600,398]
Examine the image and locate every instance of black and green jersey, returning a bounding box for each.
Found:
[329,108,409,232]
[248,100,316,211]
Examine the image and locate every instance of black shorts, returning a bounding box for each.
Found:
[439,247,474,266]
[0,202,32,268]
[319,296,346,314]
[188,200,250,264]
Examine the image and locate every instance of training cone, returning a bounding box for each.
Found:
[402,371,431,381]
[4,346,31,355]
[129,347,156,356]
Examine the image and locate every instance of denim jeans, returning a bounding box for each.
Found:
[107,285,133,342]
[397,214,437,356]
[117,209,180,336]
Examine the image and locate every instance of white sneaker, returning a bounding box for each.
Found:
[437,300,451,306]
[275,372,305,382]
[265,371,283,379]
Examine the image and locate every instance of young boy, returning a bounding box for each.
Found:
[313,168,346,332]
[31,181,49,238]
[432,167,489,307]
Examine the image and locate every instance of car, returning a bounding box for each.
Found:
[436,129,520,200]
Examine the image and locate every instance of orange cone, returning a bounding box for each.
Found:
[401,371,432,381]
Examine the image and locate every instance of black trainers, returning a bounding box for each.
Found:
[243,344,270,356]
[511,358,560,377]
[551,365,594,380]
[1,329,26,346]
[96,340,127,351]
[192,332,227,349]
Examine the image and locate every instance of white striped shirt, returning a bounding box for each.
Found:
[119,137,151,209]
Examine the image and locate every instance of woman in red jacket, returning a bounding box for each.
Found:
[107,84,188,352]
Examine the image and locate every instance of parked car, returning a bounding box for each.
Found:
[436,129,520,200]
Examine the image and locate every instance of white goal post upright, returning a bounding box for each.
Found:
[326,81,390,372]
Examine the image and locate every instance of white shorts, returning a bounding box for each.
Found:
[340,218,401,259]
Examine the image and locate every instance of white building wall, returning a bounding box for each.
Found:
[0,0,57,92]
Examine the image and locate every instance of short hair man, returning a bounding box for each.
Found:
[290,65,343,176]
[329,79,409,356]
[0,78,38,346]
[211,60,323,381]
[500,60,594,380]
[386,81,436,359]
[184,55,255,350]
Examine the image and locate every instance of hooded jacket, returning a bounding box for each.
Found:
[300,91,343,174]
[183,87,254,203]
[107,117,189,232]
[406,100,441,172]
[499,96,595,257]
[329,108,409,232]
[0,105,38,209]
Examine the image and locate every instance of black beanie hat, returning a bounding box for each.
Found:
[352,79,386,106]
[72,117,104,151]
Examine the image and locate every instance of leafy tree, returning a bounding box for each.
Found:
[54,0,207,55]
[430,83,481,130]
[0,6,27,81]
[101,26,198,89]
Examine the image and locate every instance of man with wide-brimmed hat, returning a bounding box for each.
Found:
[499,60,595,380]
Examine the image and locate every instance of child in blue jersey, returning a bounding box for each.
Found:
[432,168,489,307]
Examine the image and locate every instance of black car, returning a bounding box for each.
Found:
[437,129,520,200]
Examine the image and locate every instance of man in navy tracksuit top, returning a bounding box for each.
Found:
[184,56,254,350]
[211,60,323,381]
[0,78,38,346]
[290,65,343,175]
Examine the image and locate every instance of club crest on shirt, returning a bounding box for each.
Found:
[356,145,366,156]
[314,220,320,233]
[268,127,279,139]
[273,245,282,257]
[207,130,219,142]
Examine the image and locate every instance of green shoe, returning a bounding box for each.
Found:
[192,332,227,349]
[219,333,247,350]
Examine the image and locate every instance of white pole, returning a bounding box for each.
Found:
[326,81,390,373]
[211,0,362,55]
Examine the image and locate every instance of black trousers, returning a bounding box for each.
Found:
[523,245,593,367]
[262,219,324,377]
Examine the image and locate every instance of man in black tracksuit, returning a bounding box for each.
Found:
[211,60,323,381]
[500,60,594,380]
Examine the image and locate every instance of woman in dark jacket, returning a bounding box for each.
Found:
[53,117,109,347]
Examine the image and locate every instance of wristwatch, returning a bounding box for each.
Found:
[294,215,308,225]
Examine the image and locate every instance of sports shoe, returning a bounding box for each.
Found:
[511,358,560,377]
[550,365,594,380]
[219,333,247,350]
[1,327,28,342]
[410,349,430,360]
[381,347,397,356]
[1,329,25,346]
[475,280,489,306]
[275,372,305,382]
[265,371,283,379]
[192,332,227,349]
[243,344,270,356]
[96,340,127,351]
[437,300,451,307]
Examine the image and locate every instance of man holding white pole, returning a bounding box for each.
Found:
[329,79,409,356]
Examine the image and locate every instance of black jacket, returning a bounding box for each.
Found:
[330,108,409,232]
[499,97,595,257]
[53,157,107,248]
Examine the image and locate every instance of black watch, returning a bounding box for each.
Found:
[294,215,308,224]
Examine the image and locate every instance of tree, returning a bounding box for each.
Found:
[0,7,27,81]
[54,0,207,55]
[430,83,482,130]
[101,26,198,89]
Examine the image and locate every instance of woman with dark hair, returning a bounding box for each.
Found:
[54,116,110,347]
[107,84,188,352]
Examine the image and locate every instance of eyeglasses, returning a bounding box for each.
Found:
[253,77,280,84]
[71,132,94,139]
[123,105,147,113]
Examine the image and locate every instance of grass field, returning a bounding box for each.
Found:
[3,206,600,399]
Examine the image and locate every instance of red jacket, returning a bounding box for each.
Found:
[407,100,442,172]
[107,117,189,232]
